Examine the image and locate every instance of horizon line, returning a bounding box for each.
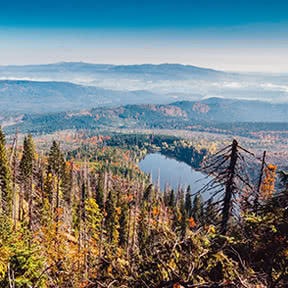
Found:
[1,61,287,74]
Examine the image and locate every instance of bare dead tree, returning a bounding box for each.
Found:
[200,139,266,235]
[11,129,18,231]
[221,139,238,235]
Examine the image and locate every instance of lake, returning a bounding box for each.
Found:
[139,153,213,200]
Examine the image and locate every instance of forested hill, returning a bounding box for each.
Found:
[0,80,166,113]
[3,98,288,135]
[0,62,224,80]
[172,98,288,122]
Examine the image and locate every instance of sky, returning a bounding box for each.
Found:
[0,0,288,72]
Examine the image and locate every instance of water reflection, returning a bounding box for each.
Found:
[139,153,211,199]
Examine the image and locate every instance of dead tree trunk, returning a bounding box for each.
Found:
[18,184,23,222]
[11,129,18,231]
[28,173,33,248]
[221,139,238,235]
[81,182,88,279]
[254,150,266,213]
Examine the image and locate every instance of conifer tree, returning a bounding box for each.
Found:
[19,134,35,233]
[96,174,105,210]
[185,185,192,218]
[180,198,187,239]
[137,200,149,254]
[163,183,170,206]
[143,184,153,202]
[105,190,119,244]
[0,127,12,218]
[19,135,34,200]
[48,141,66,178]
[131,188,139,251]
[47,141,66,214]
[118,200,129,248]
[191,193,203,224]
[172,205,181,232]
[168,189,175,208]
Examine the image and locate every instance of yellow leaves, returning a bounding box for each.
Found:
[283,249,288,257]
[0,245,10,280]
[271,225,277,233]
[169,258,177,270]
[260,164,277,200]
[208,225,216,234]
[115,207,121,215]
[153,207,160,216]
[34,152,39,161]
[106,264,113,276]
[161,267,169,280]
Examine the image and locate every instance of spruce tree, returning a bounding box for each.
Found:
[105,190,119,244]
[47,140,66,208]
[192,193,203,224]
[172,205,181,233]
[96,174,105,210]
[137,201,149,254]
[48,141,66,178]
[118,200,129,248]
[0,127,12,218]
[185,185,192,218]
[19,134,35,233]
[168,189,175,208]
[143,184,153,202]
[180,198,187,239]
[20,136,34,199]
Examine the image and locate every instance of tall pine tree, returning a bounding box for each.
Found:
[185,185,192,218]
[20,135,34,200]
[19,135,35,234]
[192,193,203,224]
[105,190,119,244]
[0,127,12,218]
[47,141,66,210]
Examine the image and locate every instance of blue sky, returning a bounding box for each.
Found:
[0,0,288,72]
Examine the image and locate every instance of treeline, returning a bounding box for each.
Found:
[0,128,288,287]
[5,102,288,139]
[105,134,209,168]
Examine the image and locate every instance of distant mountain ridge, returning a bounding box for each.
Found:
[0,62,225,86]
[1,62,287,103]
[4,98,288,135]
[0,62,222,75]
[172,98,288,122]
[0,79,170,113]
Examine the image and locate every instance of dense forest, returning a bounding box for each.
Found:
[5,99,288,140]
[0,127,288,287]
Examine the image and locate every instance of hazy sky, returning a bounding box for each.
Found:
[0,0,288,72]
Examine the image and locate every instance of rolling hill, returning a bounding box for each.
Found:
[0,80,169,113]
[1,62,287,103]
[4,98,288,135]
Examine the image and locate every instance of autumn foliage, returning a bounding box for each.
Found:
[0,131,287,287]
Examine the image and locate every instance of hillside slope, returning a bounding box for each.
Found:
[4,98,288,134]
[0,80,166,113]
